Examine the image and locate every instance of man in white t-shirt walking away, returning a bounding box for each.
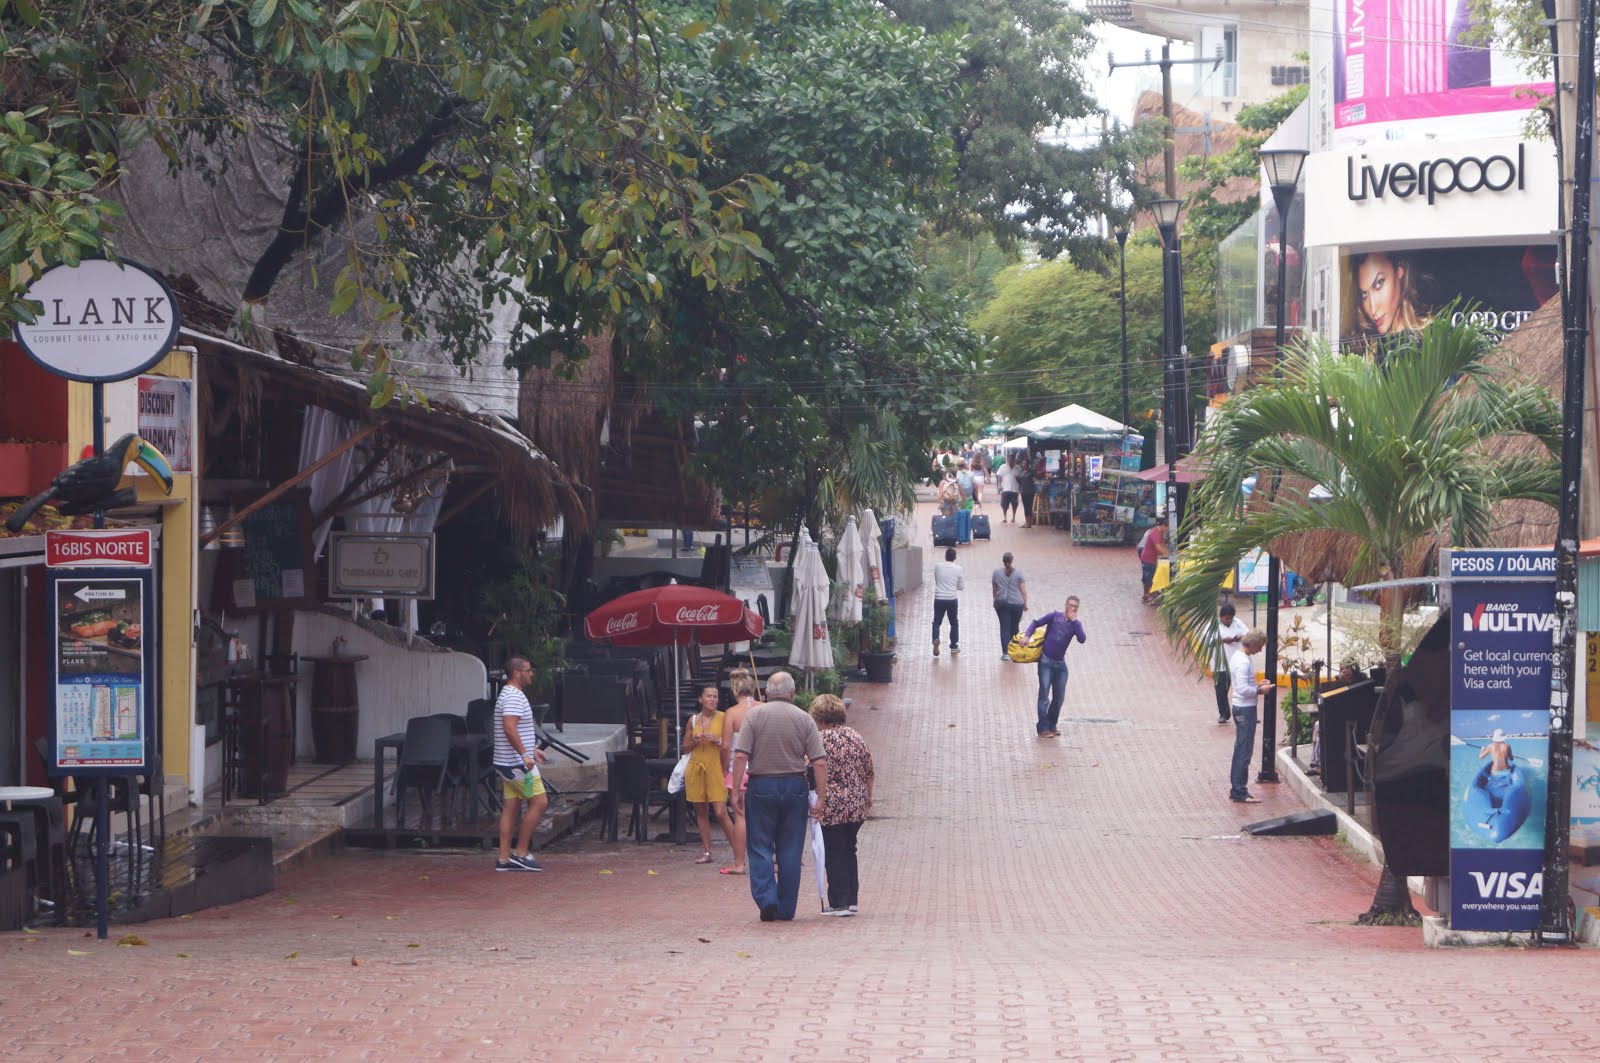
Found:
[493,656,550,871]
[1226,630,1274,804]
[1212,602,1250,725]
[931,547,963,657]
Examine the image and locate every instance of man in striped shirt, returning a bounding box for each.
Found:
[494,656,550,871]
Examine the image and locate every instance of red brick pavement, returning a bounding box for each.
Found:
[3,502,1596,1061]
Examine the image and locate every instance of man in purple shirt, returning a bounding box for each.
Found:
[1024,596,1086,736]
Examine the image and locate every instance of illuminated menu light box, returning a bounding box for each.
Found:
[328,532,436,599]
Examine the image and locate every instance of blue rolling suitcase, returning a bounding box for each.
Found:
[971,513,991,540]
[932,514,958,547]
[955,507,972,544]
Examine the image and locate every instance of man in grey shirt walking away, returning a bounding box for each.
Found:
[731,672,830,921]
[992,552,1028,660]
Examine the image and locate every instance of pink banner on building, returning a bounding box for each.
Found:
[1335,0,1549,132]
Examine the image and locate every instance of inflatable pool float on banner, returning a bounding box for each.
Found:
[1464,762,1532,844]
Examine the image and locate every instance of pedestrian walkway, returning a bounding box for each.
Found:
[2,501,1596,1062]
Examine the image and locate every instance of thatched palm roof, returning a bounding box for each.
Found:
[191,327,587,537]
[1266,298,1561,582]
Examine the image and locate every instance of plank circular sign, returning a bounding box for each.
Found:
[12,258,181,382]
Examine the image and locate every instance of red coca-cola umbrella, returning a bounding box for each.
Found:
[584,584,764,753]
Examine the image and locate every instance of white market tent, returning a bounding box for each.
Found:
[1007,403,1132,445]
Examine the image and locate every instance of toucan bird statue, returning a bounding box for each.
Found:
[4,434,174,532]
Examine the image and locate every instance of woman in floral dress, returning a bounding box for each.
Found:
[808,694,875,916]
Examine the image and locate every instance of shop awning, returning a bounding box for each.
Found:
[184,327,587,538]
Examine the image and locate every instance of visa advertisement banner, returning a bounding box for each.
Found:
[1447,548,1554,931]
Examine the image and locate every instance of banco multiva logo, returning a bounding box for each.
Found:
[1461,601,1557,634]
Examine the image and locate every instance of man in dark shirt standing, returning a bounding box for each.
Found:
[730,671,830,922]
[1024,597,1087,737]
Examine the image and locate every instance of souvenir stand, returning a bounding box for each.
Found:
[1004,404,1151,545]
[1066,434,1154,545]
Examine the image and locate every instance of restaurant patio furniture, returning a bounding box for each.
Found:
[603,751,685,844]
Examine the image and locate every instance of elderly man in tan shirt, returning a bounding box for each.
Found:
[730,671,829,921]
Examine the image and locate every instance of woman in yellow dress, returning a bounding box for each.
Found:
[684,684,736,864]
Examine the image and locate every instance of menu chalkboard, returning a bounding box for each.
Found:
[219,488,318,612]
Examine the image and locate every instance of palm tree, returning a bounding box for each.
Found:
[1160,315,1560,924]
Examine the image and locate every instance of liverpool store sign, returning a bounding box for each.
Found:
[1306,137,1555,251]
[1346,144,1526,204]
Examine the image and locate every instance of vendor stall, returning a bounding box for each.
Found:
[1006,405,1154,545]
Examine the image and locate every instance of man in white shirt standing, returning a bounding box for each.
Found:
[1227,630,1274,803]
[1212,602,1250,725]
[493,656,550,871]
[995,453,1021,523]
[931,547,963,657]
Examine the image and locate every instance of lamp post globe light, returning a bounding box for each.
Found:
[1255,146,1307,786]
[1149,197,1186,560]
[1115,225,1130,433]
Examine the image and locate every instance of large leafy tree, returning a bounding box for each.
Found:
[0,0,771,392]
[883,0,1159,262]
[1160,317,1559,923]
[605,0,978,531]
[972,239,1215,431]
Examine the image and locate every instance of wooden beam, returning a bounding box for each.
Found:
[433,478,496,529]
[200,422,381,546]
[314,435,397,522]
[315,453,453,528]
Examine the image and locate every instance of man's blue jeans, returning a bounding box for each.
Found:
[1229,701,1258,799]
[1036,657,1067,733]
[744,774,809,919]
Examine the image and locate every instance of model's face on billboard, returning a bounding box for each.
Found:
[1356,253,1404,334]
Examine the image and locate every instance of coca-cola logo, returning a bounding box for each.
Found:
[604,612,640,635]
[674,605,722,623]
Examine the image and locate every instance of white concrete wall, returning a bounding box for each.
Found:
[291,611,487,759]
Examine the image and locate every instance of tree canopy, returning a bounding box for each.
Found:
[1,0,773,396]
[599,0,980,526]
[971,239,1215,432]
[883,0,1159,262]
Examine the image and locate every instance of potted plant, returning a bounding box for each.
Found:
[858,587,893,683]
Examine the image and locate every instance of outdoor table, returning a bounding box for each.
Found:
[372,732,493,831]
[0,787,58,917]
[746,649,791,667]
[0,786,55,807]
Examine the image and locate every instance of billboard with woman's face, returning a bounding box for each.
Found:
[1340,244,1556,351]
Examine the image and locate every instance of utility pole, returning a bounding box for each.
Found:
[1109,42,1223,200]
[1537,0,1594,948]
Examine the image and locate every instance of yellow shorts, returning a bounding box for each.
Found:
[685,758,727,804]
[498,766,546,800]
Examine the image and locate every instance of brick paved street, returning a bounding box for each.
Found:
[3,502,1595,1062]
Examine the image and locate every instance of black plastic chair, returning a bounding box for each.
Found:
[394,716,456,828]
[0,812,41,919]
[605,751,681,844]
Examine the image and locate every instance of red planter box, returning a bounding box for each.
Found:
[0,441,69,498]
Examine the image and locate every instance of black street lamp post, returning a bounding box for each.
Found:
[1150,198,1184,553]
[1115,225,1130,432]
[1256,145,1308,785]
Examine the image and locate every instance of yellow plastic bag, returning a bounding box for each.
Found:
[1008,627,1046,664]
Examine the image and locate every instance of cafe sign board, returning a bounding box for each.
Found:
[329,532,436,599]
[12,258,181,382]
[42,530,157,776]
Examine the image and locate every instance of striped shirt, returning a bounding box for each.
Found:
[493,684,540,775]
